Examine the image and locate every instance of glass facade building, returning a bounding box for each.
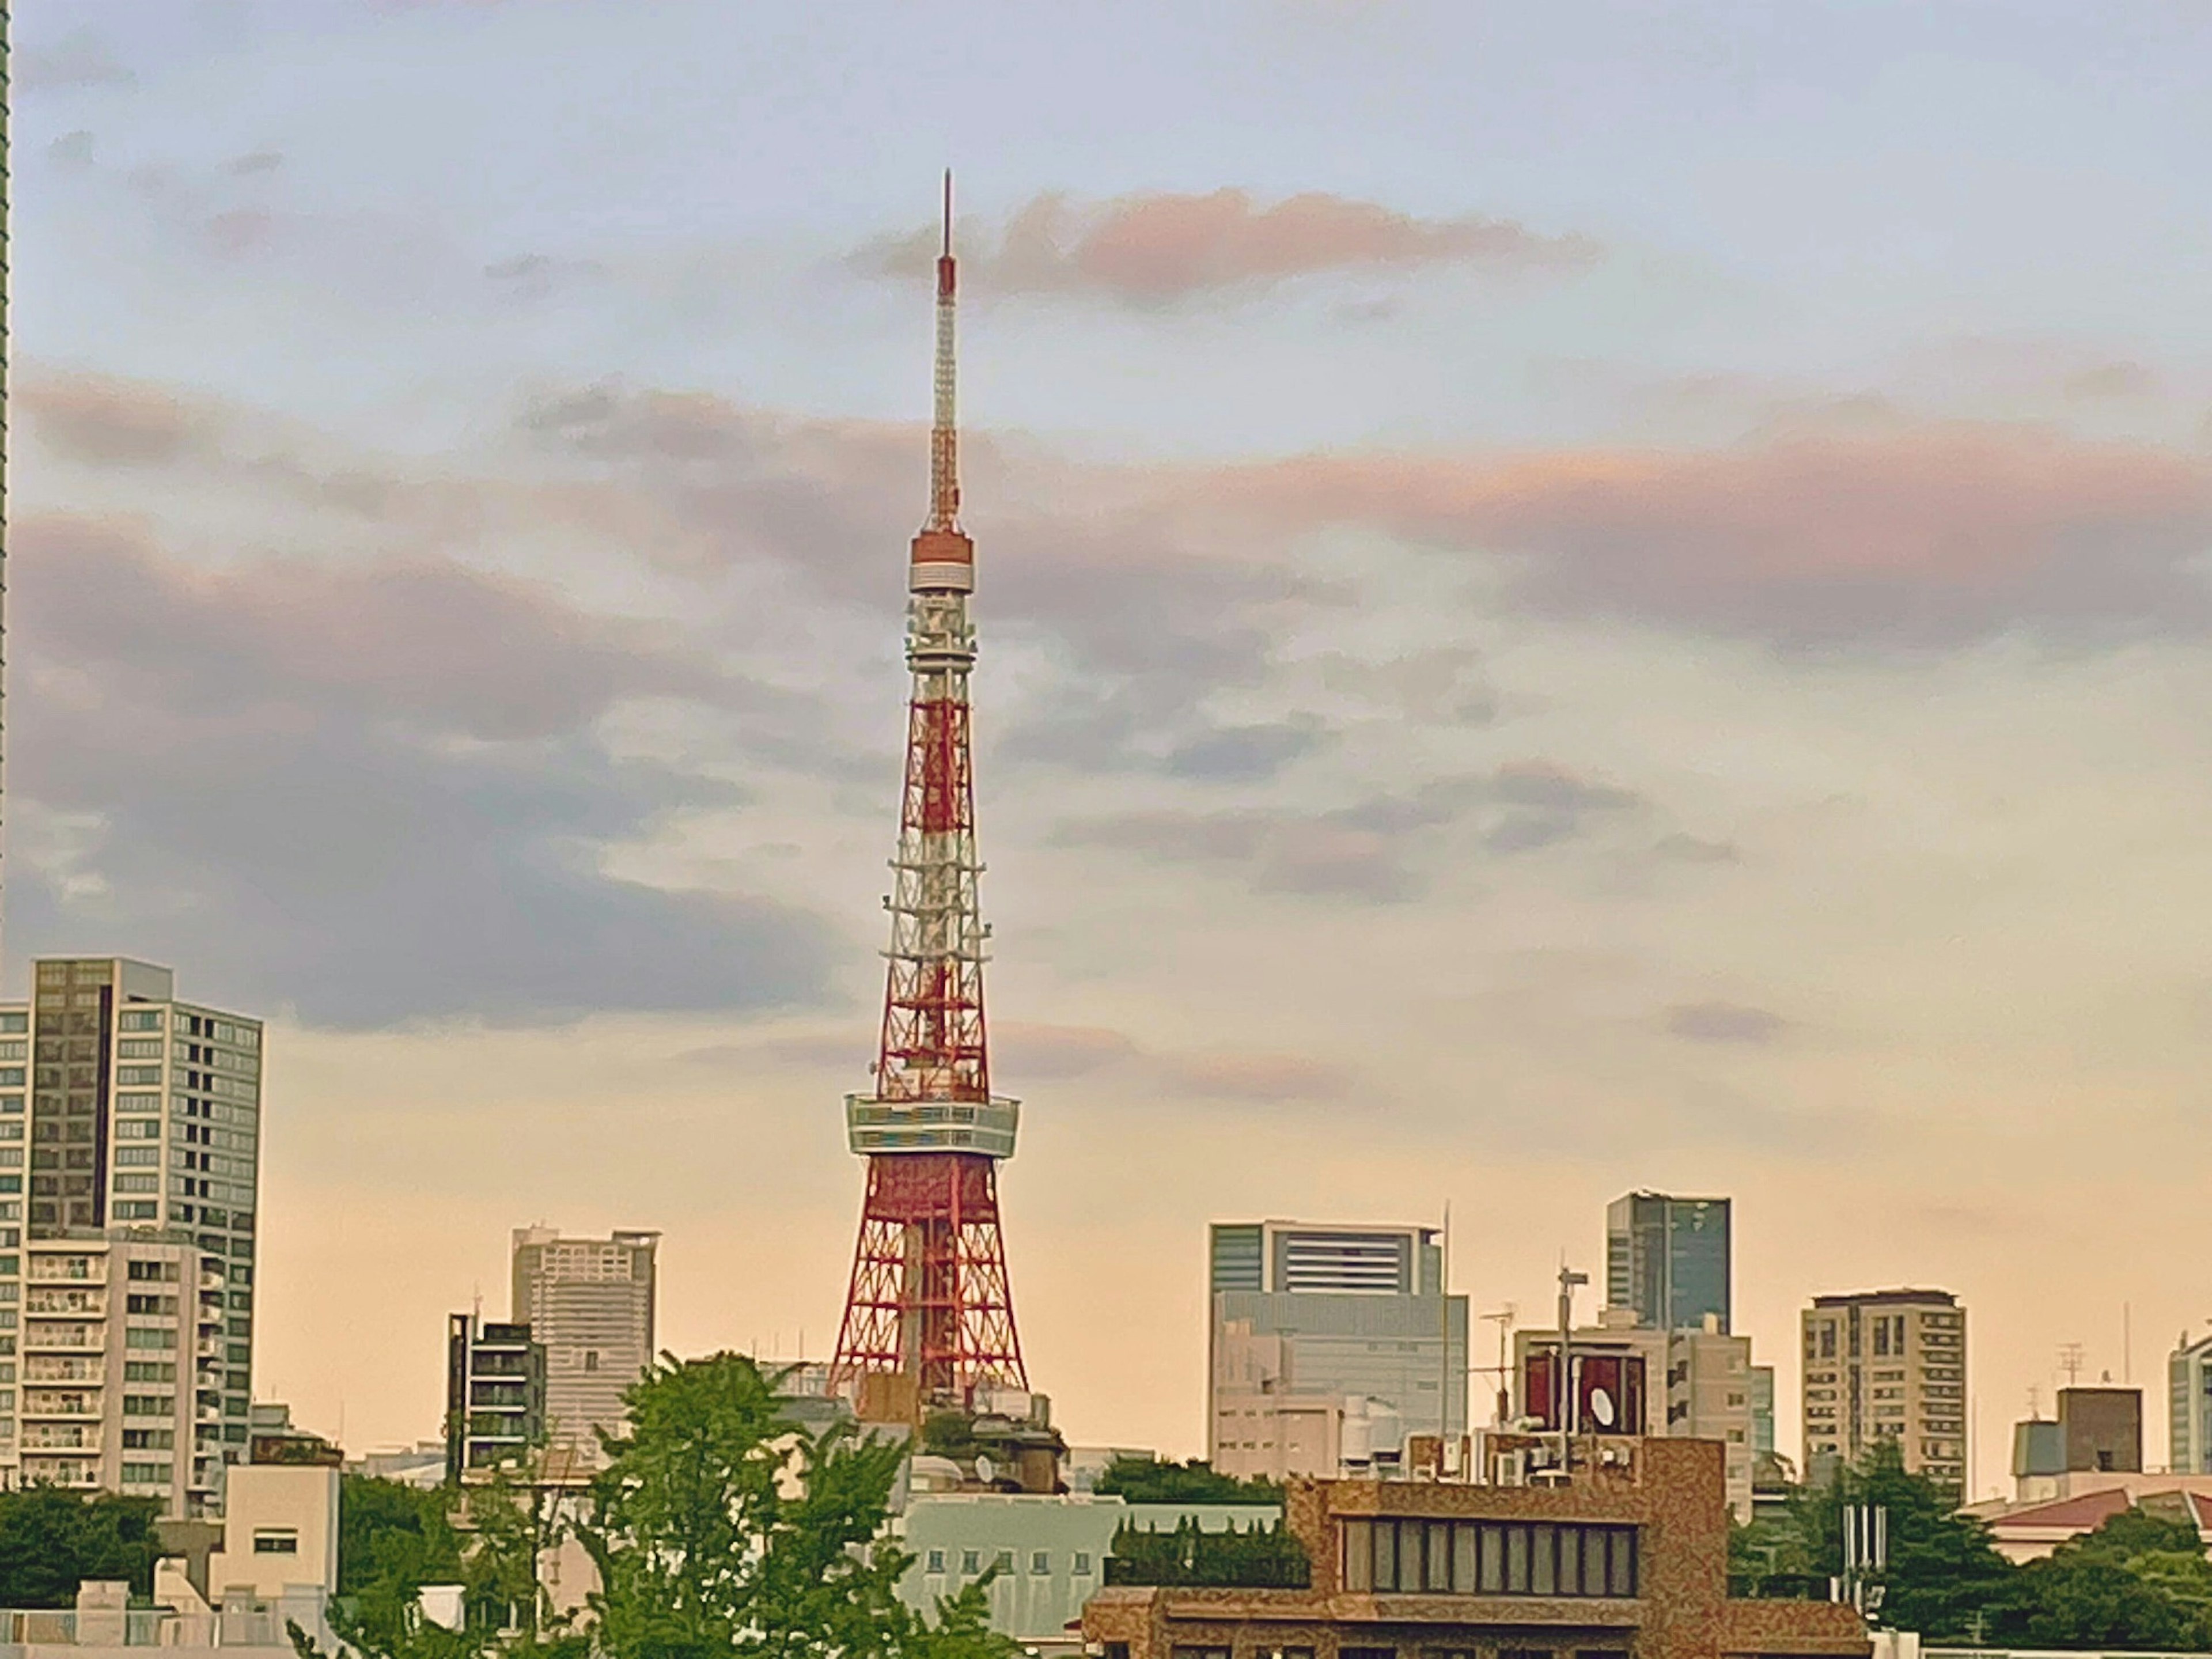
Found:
[1605,1191,1731,1334]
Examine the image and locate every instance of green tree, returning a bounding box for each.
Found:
[1998,1507,2212,1650]
[1764,1441,2014,1634]
[300,1459,580,1659]
[340,1476,462,1598]
[0,1488,165,1608]
[580,1351,1016,1659]
[1105,1516,1309,1588]
[1092,1456,1281,1505]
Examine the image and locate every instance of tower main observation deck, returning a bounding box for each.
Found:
[829,177,1028,1411]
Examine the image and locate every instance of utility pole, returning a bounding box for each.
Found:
[1479,1304,1517,1427]
[1555,1262,1589,1474]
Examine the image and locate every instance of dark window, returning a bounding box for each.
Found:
[1342,1649,1396,1659]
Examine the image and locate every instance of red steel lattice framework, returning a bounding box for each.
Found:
[830,177,1027,1407]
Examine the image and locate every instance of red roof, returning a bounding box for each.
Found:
[1990,1489,2133,1532]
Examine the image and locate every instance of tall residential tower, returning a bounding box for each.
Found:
[1,957,264,1510]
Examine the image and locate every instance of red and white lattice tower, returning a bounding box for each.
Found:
[830,176,1027,1408]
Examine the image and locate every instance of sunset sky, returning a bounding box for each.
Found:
[9,1,2212,1496]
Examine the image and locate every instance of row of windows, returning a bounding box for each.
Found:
[921,1548,1094,1577]
[1342,1518,1639,1600]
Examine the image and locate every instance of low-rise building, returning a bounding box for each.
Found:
[897,1494,1278,1656]
[1965,1476,2212,1564]
[18,1232,218,1516]
[1082,1437,1867,1659]
[1514,1312,1756,1522]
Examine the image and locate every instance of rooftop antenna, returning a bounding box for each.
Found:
[2058,1342,2086,1389]
[1480,1304,1517,1427]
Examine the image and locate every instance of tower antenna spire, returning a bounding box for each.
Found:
[929,171,960,532]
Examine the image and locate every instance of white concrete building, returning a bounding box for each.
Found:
[1207,1219,1467,1480]
[2171,1328,2212,1475]
[204,1463,341,1601]
[17,1232,214,1517]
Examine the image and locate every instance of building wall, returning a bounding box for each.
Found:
[2172,1335,2212,1475]
[1207,1221,1467,1480]
[1513,1324,1755,1522]
[1801,1290,1966,1484]
[205,1465,340,1598]
[2,957,263,1503]
[510,1228,656,1467]
[898,1494,1278,1651]
[1081,1440,1868,1659]
[2057,1387,2141,1475]
[16,1236,205,1516]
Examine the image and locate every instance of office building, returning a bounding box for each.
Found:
[1801,1289,1966,1485]
[444,1313,546,1481]
[16,1232,217,1516]
[1513,1311,1758,1522]
[510,1226,657,1467]
[1208,1220,1467,1480]
[1082,1438,1868,1659]
[2011,1386,2145,1503]
[1751,1364,1777,1466]
[1606,1191,1732,1333]
[0,957,264,1496]
[2171,1330,2212,1475]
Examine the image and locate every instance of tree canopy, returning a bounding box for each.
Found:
[0,1488,165,1609]
[1092,1456,1281,1506]
[312,1353,1017,1659]
[1730,1441,2212,1648]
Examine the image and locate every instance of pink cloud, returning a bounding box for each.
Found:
[1203,425,2212,642]
[859,188,1597,304]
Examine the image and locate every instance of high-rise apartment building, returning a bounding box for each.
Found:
[1208,1219,1467,1480]
[17,1232,217,1515]
[444,1313,547,1482]
[1801,1289,1966,1486]
[2171,1331,2212,1475]
[1605,1192,1731,1334]
[510,1227,657,1467]
[0,957,263,1501]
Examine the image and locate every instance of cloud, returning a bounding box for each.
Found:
[1217,425,2212,644]
[7,517,836,1029]
[994,1023,1143,1080]
[17,29,135,90]
[1056,763,1643,901]
[2063,361,2159,402]
[25,515,733,742]
[856,188,1599,305]
[225,149,286,177]
[1664,1001,1788,1045]
[1157,1051,1354,1102]
[22,376,209,465]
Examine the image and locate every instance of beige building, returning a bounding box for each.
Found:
[1513,1310,1757,1522]
[0,957,264,1503]
[206,1461,342,1599]
[510,1226,658,1467]
[16,1232,213,1516]
[1801,1288,1966,1484]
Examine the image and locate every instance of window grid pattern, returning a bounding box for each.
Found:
[1342,1517,1638,1599]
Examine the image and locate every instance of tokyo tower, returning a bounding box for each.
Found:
[829,176,1028,1411]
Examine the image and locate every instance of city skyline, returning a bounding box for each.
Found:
[6,0,2211,1499]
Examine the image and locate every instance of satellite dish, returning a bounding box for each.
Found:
[975,1455,997,1484]
[1589,1387,1616,1429]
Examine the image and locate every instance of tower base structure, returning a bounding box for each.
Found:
[832,1149,1026,1415]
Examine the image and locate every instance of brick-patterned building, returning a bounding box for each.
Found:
[1082,1438,1866,1659]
